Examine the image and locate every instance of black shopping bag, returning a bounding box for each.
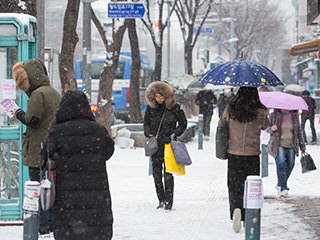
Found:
[300,152,317,174]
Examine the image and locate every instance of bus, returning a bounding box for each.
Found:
[75,51,154,122]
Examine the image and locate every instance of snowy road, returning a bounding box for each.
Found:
[1,114,319,239]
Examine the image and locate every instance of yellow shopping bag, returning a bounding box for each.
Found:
[164,143,185,176]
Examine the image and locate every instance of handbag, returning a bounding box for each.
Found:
[170,136,192,166]
[300,152,317,174]
[164,143,185,175]
[40,144,56,211]
[144,109,166,156]
[215,125,229,160]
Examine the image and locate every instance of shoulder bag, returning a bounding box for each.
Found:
[144,110,166,156]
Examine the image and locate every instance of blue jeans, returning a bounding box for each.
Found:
[301,118,317,143]
[275,147,295,191]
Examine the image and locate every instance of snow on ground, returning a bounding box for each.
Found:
[1,112,319,240]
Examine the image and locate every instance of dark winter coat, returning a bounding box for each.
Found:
[144,82,187,158]
[45,90,114,240]
[301,96,316,120]
[12,59,61,167]
[267,110,305,158]
[195,90,217,116]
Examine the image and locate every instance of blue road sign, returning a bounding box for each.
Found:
[193,27,213,34]
[108,3,145,18]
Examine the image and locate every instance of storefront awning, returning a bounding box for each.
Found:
[288,39,320,56]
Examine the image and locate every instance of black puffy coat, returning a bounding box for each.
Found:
[144,82,187,158]
[46,90,114,240]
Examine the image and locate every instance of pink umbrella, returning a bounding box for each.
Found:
[258,91,308,110]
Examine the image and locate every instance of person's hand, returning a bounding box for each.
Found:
[12,108,19,117]
[271,124,278,132]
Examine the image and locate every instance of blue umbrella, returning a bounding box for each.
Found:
[199,59,284,87]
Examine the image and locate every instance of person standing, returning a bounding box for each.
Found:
[12,59,61,235]
[301,90,317,144]
[43,90,114,240]
[218,87,269,233]
[144,81,187,210]
[195,89,217,140]
[267,109,306,198]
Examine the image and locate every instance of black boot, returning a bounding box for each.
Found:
[164,202,172,210]
[156,202,165,209]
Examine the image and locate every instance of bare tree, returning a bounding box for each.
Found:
[175,0,212,75]
[59,0,80,94]
[128,19,143,123]
[212,0,287,67]
[141,0,177,81]
[90,7,128,133]
[0,0,37,16]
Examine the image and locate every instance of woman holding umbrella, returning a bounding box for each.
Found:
[267,109,306,198]
[218,87,269,233]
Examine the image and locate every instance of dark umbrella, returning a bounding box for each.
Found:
[199,59,284,87]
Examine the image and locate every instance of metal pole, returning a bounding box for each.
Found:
[198,114,203,149]
[218,0,222,56]
[261,144,268,178]
[244,176,263,240]
[230,0,235,60]
[167,1,171,81]
[23,181,40,240]
[82,1,92,103]
[37,0,45,61]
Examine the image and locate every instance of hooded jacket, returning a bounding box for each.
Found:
[45,90,114,240]
[12,59,61,167]
[144,81,187,158]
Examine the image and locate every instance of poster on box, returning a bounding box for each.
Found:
[243,179,264,209]
[2,79,16,99]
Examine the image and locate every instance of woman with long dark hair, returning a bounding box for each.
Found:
[218,87,269,233]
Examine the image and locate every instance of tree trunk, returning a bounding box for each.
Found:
[154,45,162,81]
[95,21,128,133]
[185,44,193,75]
[128,19,142,123]
[0,0,37,16]
[59,0,80,95]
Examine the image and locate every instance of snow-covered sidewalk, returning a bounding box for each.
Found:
[1,113,319,240]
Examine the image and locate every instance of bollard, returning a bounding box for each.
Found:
[244,176,263,240]
[261,144,268,178]
[23,181,40,240]
[198,114,203,150]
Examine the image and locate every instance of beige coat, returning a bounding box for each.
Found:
[218,105,269,156]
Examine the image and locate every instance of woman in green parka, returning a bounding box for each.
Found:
[12,58,61,234]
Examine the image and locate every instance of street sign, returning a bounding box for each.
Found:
[108,3,145,18]
[193,27,213,34]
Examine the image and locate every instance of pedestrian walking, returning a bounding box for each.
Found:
[267,109,306,198]
[42,90,114,240]
[218,87,269,233]
[12,59,61,235]
[195,89,217,140]
[217,88,235,118]
[301,90,317,144]
[144,81,187,210]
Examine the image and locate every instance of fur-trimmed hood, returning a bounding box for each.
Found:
[145,81,176,109]
[12,59,50,96]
